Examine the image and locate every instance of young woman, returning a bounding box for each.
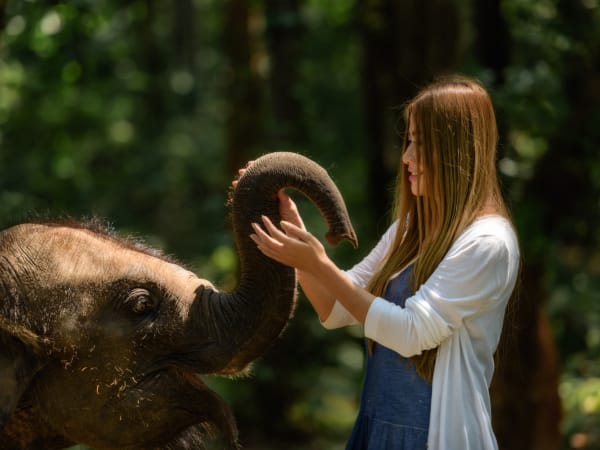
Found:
[239,76,520,449]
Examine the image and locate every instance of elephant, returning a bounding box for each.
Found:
[0,152,357,450]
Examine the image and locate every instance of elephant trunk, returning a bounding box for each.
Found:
[190,152,357,374]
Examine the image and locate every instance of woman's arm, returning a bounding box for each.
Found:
[298,221,398,324]
[365,225,518,356]
[253,215,518,357]
[251,216,376,324]
[296,270,336,322]
[273,190,342,322]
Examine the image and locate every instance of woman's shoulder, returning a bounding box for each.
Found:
[450,215,520,261]
[462,215,516,239]
[436,216,520,290]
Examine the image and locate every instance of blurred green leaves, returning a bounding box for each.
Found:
[1,0,599,448]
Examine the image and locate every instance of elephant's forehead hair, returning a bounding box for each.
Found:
[12,222,205,300]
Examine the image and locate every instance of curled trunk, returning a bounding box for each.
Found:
[192,152,357,374]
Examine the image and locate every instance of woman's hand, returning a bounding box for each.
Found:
[251,215,375,323]
[250,215,325,274]
[276,190,305,230]
[230,162,254,189]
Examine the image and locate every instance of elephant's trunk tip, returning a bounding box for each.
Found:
[326,230,358,249]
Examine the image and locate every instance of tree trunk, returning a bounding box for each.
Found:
[223,0,264,176]
[492,1,600,448]
[139,0,166,129]
[0,0,6,32]
[472,2,562,449]
[473,0,510,86]
[490,265,562,450]
[357,0,467,220]
[264,0,305,147]
[172,0,197,112]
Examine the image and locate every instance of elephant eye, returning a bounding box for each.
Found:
[126,289,156,315]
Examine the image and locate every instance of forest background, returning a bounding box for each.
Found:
[0,0,598,449]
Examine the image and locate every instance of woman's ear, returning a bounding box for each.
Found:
[0,318,47,429]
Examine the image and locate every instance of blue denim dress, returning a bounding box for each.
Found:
[346,267,432,450]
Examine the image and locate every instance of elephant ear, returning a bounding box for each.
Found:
[0,318,47,429]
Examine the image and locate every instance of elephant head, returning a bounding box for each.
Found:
[0,152,357,450]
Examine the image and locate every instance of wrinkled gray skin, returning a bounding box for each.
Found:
[0,152,357,450]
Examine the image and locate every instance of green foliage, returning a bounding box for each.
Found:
[561,376,600,449]
[1,0,599,448]
[0,0,230,261]
[488,1,600,446]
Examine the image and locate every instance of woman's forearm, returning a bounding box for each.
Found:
[298,258,375,324]
[251,215,376,323]
[311,257,376,324]
[297,270,337,321]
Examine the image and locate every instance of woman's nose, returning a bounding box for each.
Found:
[402,146,415,165]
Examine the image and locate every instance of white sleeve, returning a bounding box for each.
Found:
[321,221,399,329]
[364,234,512,356]
[345,221,399,288]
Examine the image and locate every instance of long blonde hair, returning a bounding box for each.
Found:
[367,76,510,381]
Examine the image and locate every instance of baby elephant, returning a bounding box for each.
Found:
[0,152,357,450]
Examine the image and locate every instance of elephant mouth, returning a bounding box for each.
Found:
[132,366,239,449]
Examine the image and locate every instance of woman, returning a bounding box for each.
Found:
[239,76,520,449]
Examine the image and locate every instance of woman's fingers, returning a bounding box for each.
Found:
[279,220,311,242]
[277,189,292,206]
[277,190,306,230]
[250,215,326,273]
[250,233,275,258]
[231,161,254,188]
[250,216,306,257]
[250,223,287,264]
[251,221,282,248]
[263,215,312,246]
[261,215,296,243]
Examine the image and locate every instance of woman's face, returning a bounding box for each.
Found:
[402,117,425,196]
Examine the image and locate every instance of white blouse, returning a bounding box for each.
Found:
[322,216,520,450]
